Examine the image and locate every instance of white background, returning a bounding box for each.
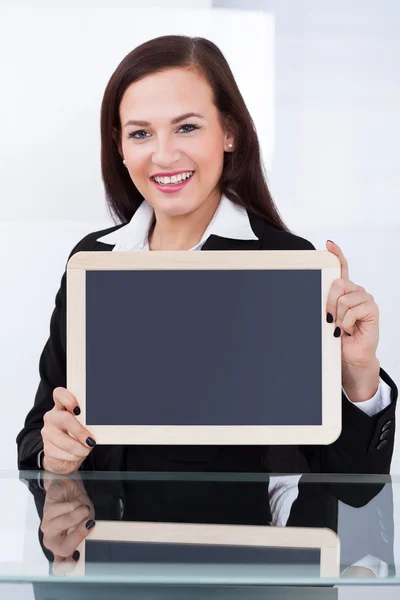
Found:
[0,0,399,593]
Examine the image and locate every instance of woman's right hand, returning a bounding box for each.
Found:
[41,387,96,475]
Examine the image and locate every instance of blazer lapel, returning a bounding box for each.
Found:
[201,235,261,251]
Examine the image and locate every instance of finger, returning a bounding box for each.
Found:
[50,520,96,558]
[336,290,369,327]
[341,300,378,335]
[43,499,83,522]
[326,278,359,322]
[44,439,89,464]
[45,479,82,503]
[45,504,91,536]
[47,426,93,458]
[45,411,96,449]
[53,387,80,415]
[326,241,349,280]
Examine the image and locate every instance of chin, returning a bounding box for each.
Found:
[153,197,201,217]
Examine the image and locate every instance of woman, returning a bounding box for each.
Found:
[17,35,396,476]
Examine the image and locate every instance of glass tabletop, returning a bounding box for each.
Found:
[0,471,398,588]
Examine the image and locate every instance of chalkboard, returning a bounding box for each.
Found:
[71,522,339,579]
[67,250,341,445]
[85,540,321,568]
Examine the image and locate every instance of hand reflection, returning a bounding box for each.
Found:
[341,566,376,578]
[40,474,96,575]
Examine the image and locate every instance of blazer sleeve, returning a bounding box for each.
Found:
[300,368,397,474]
[15,234,98,470]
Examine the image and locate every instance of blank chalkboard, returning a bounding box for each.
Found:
[67,250,341,445]
[72,522,340,579]
[85,540,321,568]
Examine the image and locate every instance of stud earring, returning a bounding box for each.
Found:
[122,159,126,165]
[228,143,233,149]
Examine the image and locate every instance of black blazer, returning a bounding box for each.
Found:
[16,211,397,474]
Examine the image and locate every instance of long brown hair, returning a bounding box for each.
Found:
[100,35,289,232]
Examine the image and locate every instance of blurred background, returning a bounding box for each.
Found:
[0,0,399,591]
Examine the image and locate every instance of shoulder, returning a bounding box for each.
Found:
[248,213,316,251]
[67,223,125,259]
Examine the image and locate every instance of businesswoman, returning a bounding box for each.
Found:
[17,35,397,477]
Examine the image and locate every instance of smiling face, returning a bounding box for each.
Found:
[118,67,234,218]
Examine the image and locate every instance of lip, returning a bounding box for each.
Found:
[150,172,195,194]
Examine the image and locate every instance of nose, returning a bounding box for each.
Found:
[152,136,180,167]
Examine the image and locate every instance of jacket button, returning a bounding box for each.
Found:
[382,421,392,432]
[377,440,388,450]
[380,430,390,440]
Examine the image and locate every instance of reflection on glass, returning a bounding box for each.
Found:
[22,472,395,581]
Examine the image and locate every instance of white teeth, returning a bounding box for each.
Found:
[153,171,193,185]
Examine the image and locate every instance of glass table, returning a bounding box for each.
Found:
[0,470,398,598]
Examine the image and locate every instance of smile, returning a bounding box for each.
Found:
[150,171,195,193]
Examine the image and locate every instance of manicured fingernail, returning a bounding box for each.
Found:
[72,550,80,561]
[86,437,96,447]
[73,406,81,416]
[334,326,341,337]
[345,332,352,336]
[86,519,96,530]
[326,313,334,323]
[327,239,335,244]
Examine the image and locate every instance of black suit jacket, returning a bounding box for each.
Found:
[16,211,397,474]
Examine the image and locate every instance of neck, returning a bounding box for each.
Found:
[148,191,221,251]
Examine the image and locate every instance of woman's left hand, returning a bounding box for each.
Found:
[325,240,380,402]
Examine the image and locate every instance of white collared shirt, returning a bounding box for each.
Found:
[96,192,258,251]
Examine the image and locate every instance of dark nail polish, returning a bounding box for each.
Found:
[345,332,352,336]
[86,519,96,530]
[327,239,334,244]
[326,313,334,323]
[334,326,341,337]
[86,437,96,447]
[73,406,81,416]
[72,550,80,561]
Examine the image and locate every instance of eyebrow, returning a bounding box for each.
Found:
[123,112,205,128]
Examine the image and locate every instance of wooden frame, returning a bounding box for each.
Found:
[67,250,342,445]
[71,521,340,579]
